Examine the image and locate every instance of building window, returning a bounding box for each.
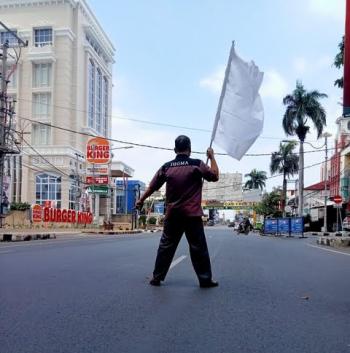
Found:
[96,69,102,133]
[33,93,51,120]
[33,63,52,87]
[103,77,108,136]
[34,28,52,47]
[32,124,51,145]
[0,30,18,46]
[36,173,61,208]
[88,60,95,129]
[69,177,80,210]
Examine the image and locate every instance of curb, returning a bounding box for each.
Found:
[1,233,57,242]
[82,230,143,235]
[317,236,350,248]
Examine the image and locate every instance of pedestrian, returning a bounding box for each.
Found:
[135,135,219,288]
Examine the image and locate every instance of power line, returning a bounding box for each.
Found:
[202,159,326,192]
[15,114,333,157]
[14,97,322,142]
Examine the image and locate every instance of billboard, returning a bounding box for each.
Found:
[264,219,278,234]
[291,217,304,234]
[277,218,290,234]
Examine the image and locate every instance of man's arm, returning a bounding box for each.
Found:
[135,166,166,210]
[135,187,154,210]
[207,147,219,179]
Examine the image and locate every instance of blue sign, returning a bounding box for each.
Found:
[154,202,165,214]
[278,218,290,234]
[264,219,278,234]
[291,217,304,234]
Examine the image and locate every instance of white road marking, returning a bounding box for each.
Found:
[307,244,350,257]
[169,255,187,270]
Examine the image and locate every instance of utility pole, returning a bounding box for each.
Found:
[0,22,27,226]
[322,132,332,232]
[344,0,350,116]
[0,41,8,221]
[298,141,304,217]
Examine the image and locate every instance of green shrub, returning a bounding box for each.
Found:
[10,202,31,211]
[148,216,157,225]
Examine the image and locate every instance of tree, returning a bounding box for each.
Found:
[282,81,327,216]
[270,142,299,215]
[334,36,344,88]
[254,189,282,219]
[244,169,267,190]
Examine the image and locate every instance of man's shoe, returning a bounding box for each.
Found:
[149,278,161,286]
[200,280,219,288]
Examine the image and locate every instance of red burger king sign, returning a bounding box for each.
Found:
[86,137,110,164]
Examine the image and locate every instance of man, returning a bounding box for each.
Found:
[136,135,219,288]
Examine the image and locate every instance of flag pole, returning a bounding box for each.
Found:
[207,41,236,163]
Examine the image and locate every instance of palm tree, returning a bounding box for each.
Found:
[282,81,327,216]
[334,36,344,89]
[244,169,267,190]
[270,142,299,215]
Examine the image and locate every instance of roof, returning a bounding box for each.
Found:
[304,181,330,191]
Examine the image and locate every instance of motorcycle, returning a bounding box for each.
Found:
[237,221,252,235]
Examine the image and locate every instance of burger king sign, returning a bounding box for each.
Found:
[86,137,110,164]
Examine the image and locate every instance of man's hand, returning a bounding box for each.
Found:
[207,147,215,160]
[135,199,144,210]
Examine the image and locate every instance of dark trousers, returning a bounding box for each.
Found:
[152,216,212,283]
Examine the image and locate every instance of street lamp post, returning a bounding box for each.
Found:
[282,140,325,217]
[321,132,332,232]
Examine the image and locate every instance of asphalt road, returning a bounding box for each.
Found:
[1,228,350,353]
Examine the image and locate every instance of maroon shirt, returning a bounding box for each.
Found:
[149,154,218,218]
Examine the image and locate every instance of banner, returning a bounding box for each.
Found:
[212,43,264,160]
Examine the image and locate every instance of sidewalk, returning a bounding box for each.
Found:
[0,228,144,242]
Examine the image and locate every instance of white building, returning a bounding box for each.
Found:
[0,0,132,219]
[203,172,242,202]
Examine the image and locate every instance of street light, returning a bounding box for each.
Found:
[281,140,325,149]
[282,135,331,228]
[321,132,332,232]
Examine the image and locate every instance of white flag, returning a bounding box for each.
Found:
[212,43,264,160]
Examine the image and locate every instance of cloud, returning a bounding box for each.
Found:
[308,0,345,20]
[199,67,224,94]
[260,70,289,100]
[293,57,308,75]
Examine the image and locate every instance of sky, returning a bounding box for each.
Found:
[89,0,345,190]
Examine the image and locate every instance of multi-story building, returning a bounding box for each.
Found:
[202,172,242,202]
[0,0,132,219]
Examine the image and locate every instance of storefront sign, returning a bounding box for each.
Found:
[86,176,109,185]
[31,206,92,224]
[86,137,110,164]
[87,186,109,195]
[42,208,93,224]
[32,204,42,223]
[86,165,109,175]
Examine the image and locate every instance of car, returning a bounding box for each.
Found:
[343,216,350,231]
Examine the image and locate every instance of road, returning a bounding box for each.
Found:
[1,228,350,353]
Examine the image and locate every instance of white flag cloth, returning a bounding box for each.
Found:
[212,44,264,160]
